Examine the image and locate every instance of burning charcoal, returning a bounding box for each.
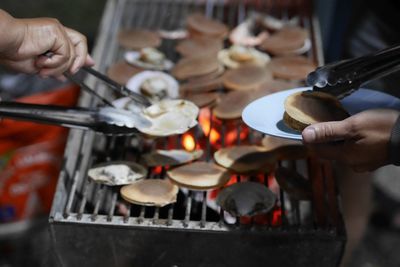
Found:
[88,161,147,186]
[120,179,179,207]
[217,182,276,217]
[167,161,230,190]
[142,149,203,167]
[214,145,276,174]
[274,167,312,200]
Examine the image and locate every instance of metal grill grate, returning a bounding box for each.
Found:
[49,1,345,266]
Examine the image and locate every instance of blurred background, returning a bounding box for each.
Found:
[0,0,400,266]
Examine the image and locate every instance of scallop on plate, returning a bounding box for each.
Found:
[137,99,199,137]
[124,48,174,71]
[126,71,179,102]
[88,161,147,186]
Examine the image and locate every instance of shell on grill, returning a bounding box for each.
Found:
[137,99,199,137]
[120,179,179,207]
[142,149,203,167]
[217,181,276,217]
[218,45,271,69]
[88,161,147,186]
[124,48,173,71]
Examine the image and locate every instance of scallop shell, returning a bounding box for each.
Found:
[137,99,199,137]
[88,161,147,186]
[142,149,203,167]
[124,50,174,71]
[217,181,276,217]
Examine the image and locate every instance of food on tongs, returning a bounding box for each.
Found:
[88,161,147,186]
[126,71,179,102]
[186,13,229,39]
[171,54,220,80]
[274,167,312,200]
[218,45,271,69]
[124,48,174,71]
[142,149,203,167]
[283,91,349,131]
[167,161,230,190]
[217,182,276,217]
[259,26,310,55]
[223,65,273,91]
[106,61,143,85]
[176,36,222,57]
[137,99,199,137]
[120,179,179,207]
[214,145,276,174]
[118,29,161,50]
[269,56,316,81]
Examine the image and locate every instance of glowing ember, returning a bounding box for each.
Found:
[198,108,220,144]
[182,133,196,151]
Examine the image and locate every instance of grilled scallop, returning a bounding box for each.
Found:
[172,54,220,80]
[218,45,271,69]
[121,179,179,207]
[118,29,161,50]
[124,48,173,71]
[186,13,229,39]
[223,66,273,91]
[260,26,310,55]
[167,161,230,190]
[142,149,203,167]
[88,161,147,186]
[217,181,276,217]
[283,91,349,131]
[106,60,143,85]
[214,145,276,174]
[137,99,199,137]
[269,56,316,81]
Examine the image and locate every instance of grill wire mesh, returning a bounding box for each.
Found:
[50,0,342,235]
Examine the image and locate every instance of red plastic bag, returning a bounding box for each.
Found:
[0,85,79,223]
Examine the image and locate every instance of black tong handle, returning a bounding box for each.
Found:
[308,44,400,97]
[0,102,137,135]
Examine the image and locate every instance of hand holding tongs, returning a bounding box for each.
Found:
[307,44,400,99]
[65,66,152,107]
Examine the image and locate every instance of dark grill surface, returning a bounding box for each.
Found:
[49,1,345,266]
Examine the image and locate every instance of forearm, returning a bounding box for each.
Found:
[0,9,24,55]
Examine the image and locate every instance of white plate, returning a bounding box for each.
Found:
[242,87,400,140]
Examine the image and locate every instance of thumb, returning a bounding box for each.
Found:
[302,119,352,144]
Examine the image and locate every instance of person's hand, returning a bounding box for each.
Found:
[302,109,400,172]
[0,10,94,79]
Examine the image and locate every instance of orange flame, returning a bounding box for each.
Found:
[198,108,220,144]
[182,133,196,151]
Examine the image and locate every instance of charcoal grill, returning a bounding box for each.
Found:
[49,0,345,266]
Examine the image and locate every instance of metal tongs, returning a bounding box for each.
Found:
[307,44,400,99]
[0,66,153,135]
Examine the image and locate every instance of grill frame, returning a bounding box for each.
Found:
[49,0,345,266]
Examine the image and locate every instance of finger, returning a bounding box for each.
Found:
[41,40,76,77]
[35,53,68,69]
[302,119,353,144]
[65,27,88,73]
[85,55,95,66]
